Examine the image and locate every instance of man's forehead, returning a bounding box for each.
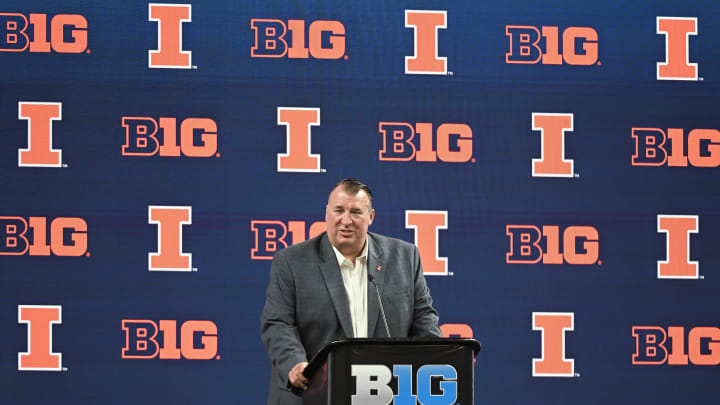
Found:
[331,188,366,201]
[329,189,370,208]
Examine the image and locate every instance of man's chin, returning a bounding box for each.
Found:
[332,237,358,251]
[334,238,355,248]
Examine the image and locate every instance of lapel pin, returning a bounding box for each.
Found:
[377,266,382,271]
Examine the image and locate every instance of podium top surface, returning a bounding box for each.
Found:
[305,338,481,377]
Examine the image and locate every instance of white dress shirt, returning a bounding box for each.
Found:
[331,239,369,338]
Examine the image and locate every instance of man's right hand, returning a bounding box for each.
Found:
[289,361,309,390]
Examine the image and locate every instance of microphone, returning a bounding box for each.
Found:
[368,274,390,338]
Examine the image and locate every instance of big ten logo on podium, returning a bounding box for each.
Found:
[633,325,720,365]
[531,113,577,178]
[121,319,219,360]
[0,12,87,53]
[657,215,700,279]
[506,224,599,265]
[352,364,458,405]
[148,3,193,69]
[505,24,598,66]
[632,128,719,167]
[405,10,448,75]
[18,305,63,371]
[251,220,326,260]
[656,17,698,81]
[406,210,450,276]
[378,122,474,163]
[122,116,218,158]
[148,206,194,272]
[533,312,575,377]
[250,18,346,59]
[0,216,87,257]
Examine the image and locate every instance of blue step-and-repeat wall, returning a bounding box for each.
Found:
[2,1,719,403]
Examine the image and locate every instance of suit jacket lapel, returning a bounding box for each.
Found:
[367,233,387,337]
[318,234,354,338]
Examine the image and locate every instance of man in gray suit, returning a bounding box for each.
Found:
[261,178,442,405]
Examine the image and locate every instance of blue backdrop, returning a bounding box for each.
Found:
[1,0,718,403]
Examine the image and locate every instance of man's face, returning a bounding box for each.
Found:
[325,187,375,258]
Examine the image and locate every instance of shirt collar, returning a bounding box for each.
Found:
[331,236,369,267]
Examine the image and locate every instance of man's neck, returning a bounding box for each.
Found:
[338,238,367,266]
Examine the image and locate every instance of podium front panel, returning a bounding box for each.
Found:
[306,342,474,405]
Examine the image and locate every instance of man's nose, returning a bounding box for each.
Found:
[341,212,352,224]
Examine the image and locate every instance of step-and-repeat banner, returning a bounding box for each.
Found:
[2,0,718,403]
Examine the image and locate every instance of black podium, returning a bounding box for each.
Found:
[302,338,481,405]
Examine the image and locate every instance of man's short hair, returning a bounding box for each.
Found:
[330,178,373,210]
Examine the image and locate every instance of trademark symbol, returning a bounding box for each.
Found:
[574,373,580,378]
[192,65,198,70]
[215,153,221,158]
[447,71,454,76]
[448,272,454,276]
[597,260,602,266]
[62,164,68,168]
[216,355,221,360]
[321,168,327,173]
[699,77,704,81]
[86,49,91,54]
[700,275,705,280]
[62,367,68,372]
[344,55,349,60]
[573,173,579,178]
[596,60,601,66]
[85,252,91,257]
[192,268,198,272]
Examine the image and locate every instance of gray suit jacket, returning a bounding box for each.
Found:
[260,232,442,405]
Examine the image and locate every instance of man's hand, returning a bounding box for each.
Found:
[289,361,309,390]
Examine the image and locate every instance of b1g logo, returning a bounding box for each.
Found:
[633,326,719,365]
[122,116,218,157]
[251,18,346,59]
[632,128,719,167]
[18,305,63,371]
[379,122,473,163]
[352,364,457,405]
[405,10,447,75]
[440,323,473,339]
[506,225,599,265]
[533,312,575,377]
[148,3,192,69]
[148,205,193,271]
[531,113,576,177]
[0,12,87,53]
[0,216,87,256]
[657,215,699,279]
[276,107,322,172]
[16,102,63,167]
[406,210,449,276]
[657,17,698,81]
[506,25,598,65]
[122,319,218,360]
[250,219,326,260]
